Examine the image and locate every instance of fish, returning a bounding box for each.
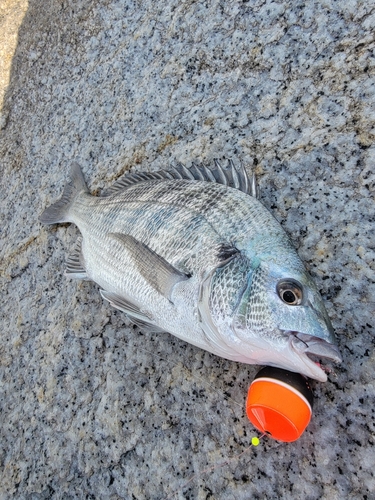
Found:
[39,160,341,382]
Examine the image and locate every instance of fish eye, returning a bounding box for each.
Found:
[277,280,303,305]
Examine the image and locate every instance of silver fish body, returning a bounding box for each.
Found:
[40,161,341,381]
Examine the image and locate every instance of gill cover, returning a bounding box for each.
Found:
[198,253,252,359]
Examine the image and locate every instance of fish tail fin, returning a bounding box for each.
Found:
[39,162,89,224]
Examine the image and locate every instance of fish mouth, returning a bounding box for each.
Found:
[289,332,342,382]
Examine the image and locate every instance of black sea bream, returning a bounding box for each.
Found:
[40,161,341,381]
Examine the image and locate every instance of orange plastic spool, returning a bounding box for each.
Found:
[246,366,314,442]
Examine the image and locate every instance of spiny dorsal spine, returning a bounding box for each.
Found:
[104,160,259,198]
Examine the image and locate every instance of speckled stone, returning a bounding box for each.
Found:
[1,0,374,499]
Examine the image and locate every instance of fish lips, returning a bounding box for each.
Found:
[289,331,342,382]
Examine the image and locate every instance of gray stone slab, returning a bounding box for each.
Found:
[1,0,374,498]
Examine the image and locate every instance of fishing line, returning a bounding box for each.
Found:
[121,333,264,497]
[166,434,265,500]
[132,342,243,410]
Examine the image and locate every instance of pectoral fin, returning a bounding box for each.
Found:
[108,233,189,301]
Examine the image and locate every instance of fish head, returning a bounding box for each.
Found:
[207,252,341,382]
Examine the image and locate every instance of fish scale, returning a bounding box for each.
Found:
[40,161,341,381]
[75,186,225,272]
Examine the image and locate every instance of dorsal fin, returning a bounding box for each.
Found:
[104,160,259,198]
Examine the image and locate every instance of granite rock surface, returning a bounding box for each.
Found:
[1,0,374,498]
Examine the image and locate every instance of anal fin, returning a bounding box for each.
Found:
[65,236,90,280]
